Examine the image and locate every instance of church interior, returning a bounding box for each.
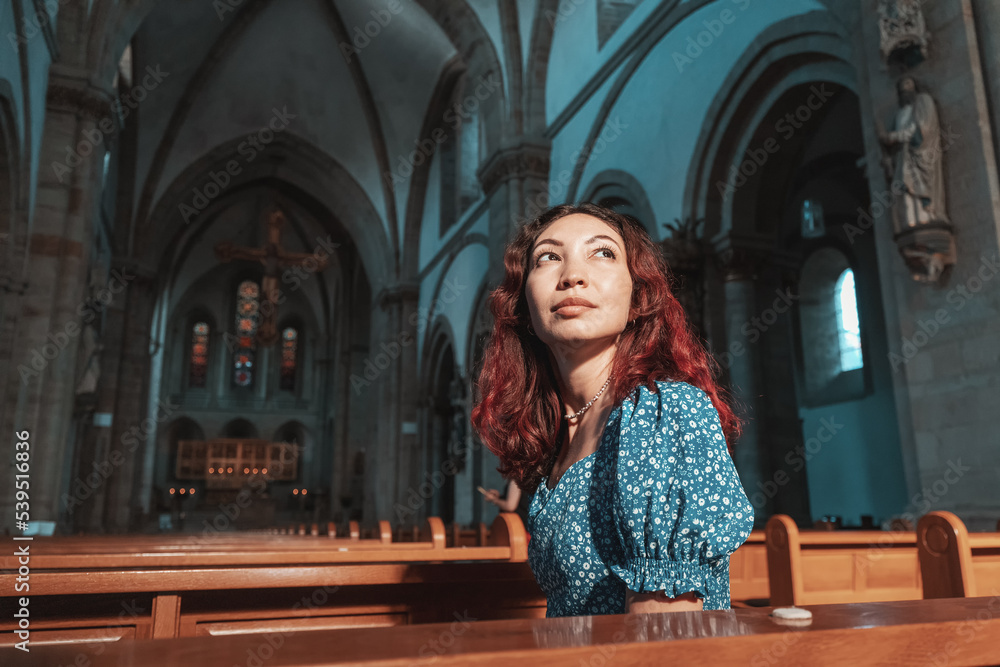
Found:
[2,0,1000,662]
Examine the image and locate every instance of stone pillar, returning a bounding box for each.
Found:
[100,266,159,532]
[478,142,551,286]
[857,0,1000,528]
[712,233,769,524]
[0,69,112,532]
[364,283,419,526]
[67,267,127,533]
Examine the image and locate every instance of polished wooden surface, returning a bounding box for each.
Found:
[0,514,545,644]
[5,598,1000,666]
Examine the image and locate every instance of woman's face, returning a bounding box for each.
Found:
[524,214,633,349]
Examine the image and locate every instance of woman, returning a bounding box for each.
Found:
[481,480,530,529]
[471,203,753,616]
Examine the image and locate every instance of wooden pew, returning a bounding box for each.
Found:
[729,530,768,605]
[448,522,489,547]
[917,511,1000,598]
[765,514,922,606]
[0,514,541,645]
[7,598,1000,666]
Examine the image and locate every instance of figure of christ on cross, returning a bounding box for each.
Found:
[215,207,328,346]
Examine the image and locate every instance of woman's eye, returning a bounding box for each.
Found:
[536,252,558,263]
[595,246,616,259]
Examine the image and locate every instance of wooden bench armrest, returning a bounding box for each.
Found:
[487,513,528,562]
[917,511,975,598]
[765,514,801,606]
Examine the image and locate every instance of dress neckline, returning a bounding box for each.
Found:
[542,401,622,492]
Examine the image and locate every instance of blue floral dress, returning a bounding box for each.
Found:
[527,380,754,617]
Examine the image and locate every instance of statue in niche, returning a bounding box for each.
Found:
[75,269,106,395]
[448,376,467,472]
[878,76,956,283]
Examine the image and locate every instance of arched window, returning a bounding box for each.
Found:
[440,77,481,235]
[233,280,260,388]
[189,322,210,388]
[836,269,863,371]
[280,327,298,391]
[798,248,866,404]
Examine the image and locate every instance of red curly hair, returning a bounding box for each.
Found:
[470,203,742,493]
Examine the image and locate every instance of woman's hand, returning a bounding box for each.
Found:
[625,590,703,614]
[482,489,502,506]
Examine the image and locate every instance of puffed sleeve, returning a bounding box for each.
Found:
[608,380,753,609]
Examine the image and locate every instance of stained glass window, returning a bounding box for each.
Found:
[189,322,209,388]
[280,327,298,391]
[234,281,259,387]
[836,269,863,371]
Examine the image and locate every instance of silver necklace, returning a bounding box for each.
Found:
[564,375,612,420]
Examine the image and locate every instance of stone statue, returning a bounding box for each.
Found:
[75,269,105,395]
[878,76,956,283]
[75,324,102,395]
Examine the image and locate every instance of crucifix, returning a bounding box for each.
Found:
[215,207,328,346]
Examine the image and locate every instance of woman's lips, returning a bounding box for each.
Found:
[554,304,595,316]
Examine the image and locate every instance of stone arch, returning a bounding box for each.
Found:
[156,416,206,495]
[560,0,724,202]
[423,324,459,523]
[139,133,392,292]
[273,420,310,447]
[176,307,218,393]
[414,0,507,151]
[0,82,21,274]
[681,12,857,238]
[524,0,560,135]
[580,169,657,232]
[220,418,259,438]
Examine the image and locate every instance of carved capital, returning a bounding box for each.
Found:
[878,0,931,67]
[46,72,115,122]
[477,142,551,196]
[710,232,774,282]
[376,283,420,311]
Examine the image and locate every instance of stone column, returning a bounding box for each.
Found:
[100,266,159,532]
[363,283,419,525]
[0,69,112,532]
[478,142,551,286]
[67,267,128,533]
[712,233,769,523]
